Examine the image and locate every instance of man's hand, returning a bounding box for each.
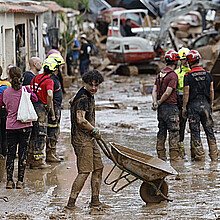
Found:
[91,127,102,140]
[152,100,160,111]
[182,108,187,119]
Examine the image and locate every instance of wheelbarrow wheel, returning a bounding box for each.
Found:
[140,179,168,204]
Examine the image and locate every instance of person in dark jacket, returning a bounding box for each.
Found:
[182,50,218,161]
[79,34,91,76]
[23,57,42,87]
[123,19,136,37]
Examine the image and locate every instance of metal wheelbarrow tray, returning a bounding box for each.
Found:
[97,139,178,204]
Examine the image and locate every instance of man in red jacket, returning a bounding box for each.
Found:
[29,58,57,168]
[152,50,181,161]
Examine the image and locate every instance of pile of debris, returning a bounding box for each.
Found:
[171,10,220,71]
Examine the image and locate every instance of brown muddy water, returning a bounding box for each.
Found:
[0,75,219,219]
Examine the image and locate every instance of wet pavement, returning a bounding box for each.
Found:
[0,75,219,219]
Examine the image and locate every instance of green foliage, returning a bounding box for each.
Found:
[59,13,75,50]
[36,0,89,10]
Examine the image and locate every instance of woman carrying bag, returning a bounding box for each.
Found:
[0,67,38,189]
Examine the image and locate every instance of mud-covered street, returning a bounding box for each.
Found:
[0,75,220,219]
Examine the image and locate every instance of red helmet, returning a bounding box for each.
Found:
[164,50,180,62]
[186,50,201,63]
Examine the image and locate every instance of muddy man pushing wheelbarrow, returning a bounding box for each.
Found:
[66,70,178,210]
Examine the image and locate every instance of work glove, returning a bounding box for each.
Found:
[91,127,102,140]
[152,100,160,111]
[182,108,187,119]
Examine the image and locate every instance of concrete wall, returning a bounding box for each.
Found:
[0,13,15,79]
[0,12,45,77]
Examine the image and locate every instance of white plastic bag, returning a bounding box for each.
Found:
[17,86,38,123]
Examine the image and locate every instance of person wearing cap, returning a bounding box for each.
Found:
[175,48,191,158]
[152,50,181,161]
[79,34,92,76]
[28,58,57,169]
[182,50,218,161]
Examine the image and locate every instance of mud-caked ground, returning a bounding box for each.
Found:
[0,75,219,219]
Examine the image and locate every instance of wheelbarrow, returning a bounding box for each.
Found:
[96,138,178,204]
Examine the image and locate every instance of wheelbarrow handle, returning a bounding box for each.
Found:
[96,138,121,167]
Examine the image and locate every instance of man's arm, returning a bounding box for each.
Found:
[47,90,55,120]
[76,110,94,131]
[182,85,190,109]
[152,85,157,103]
[158,87,173,104]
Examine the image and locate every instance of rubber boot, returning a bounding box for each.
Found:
[46,149,61,163]
[208,139,218,161]
[0,154,6,182]
[169,131,182,161]
[169,150,182,161]
[26,153,34,168]
[156,139,167,161]
[191,138,205,161]
[46,141,61,163]
[52,148,64,161]
[178,142,185,159]
[30,159,51,169]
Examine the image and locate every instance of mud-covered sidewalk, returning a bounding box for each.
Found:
[0,75,220,219]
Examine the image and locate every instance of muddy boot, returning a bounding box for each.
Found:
[46,149,61,163]
[0,154,6,182]
[52,148,64,161]
[26,153,34,168]
[65,197,76,210]
[156,139,167,161]
[31,159,51,169]
[178,142,185,159]
[208,139,218,161]
[190,140,196,160]
[169,150,183,161]
[169,132,182,161]
[191,139,205,161]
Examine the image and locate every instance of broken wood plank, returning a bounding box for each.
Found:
[96,58,111,72]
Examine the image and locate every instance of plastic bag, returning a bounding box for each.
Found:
[17,86,38,123]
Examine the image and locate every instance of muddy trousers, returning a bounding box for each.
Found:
[188,99,218,161]
[46,105,61,158]
[29,101,48,161]
[68,168,103,204]
[156,103,180,161]
[177,95,187,143]
[6,127,31,182]
[0,108,7,157]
